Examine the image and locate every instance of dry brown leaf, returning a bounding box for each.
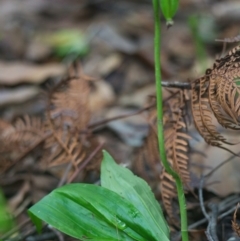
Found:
[192,137,240,196]
[98,53,123,76]
[89,79,115,112]
[0,86,40,107]
[0,61,66,85]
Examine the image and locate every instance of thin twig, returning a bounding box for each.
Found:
[206,203,219,241]
[48,226,64,241]
[57,162,72,187]
[204,153,239,178]
[88,103,154,129]
[199,176,210,220]
[0,218,31,240]
[205,231,215,241]
[189,195,240,231]
[161,81,191,89]
[215,35,240,43]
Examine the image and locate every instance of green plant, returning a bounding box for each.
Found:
[0,189,15,236]
[42,29,89,59]
[29,151,170,241]
[153,0,188,241]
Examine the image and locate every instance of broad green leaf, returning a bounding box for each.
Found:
[160,0,179,26]
[101,151,170,241]
[28,184,161,241]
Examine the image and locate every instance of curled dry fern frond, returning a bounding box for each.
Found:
[160,170,177,221]
[43,67,91,168]
[191,45,240,149]
[0,115,45,174]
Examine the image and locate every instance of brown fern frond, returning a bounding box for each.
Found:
[192,45,240,150]
[191,78,233,146]
[160,170,178,221]
[164,90,192,185]
[49,72,90,132]
[13,115,45,143]
[208,74,240,130]
[164,118,191,184]
[43,132,87,168]
[0,119,15,152]
[216,75,239,123]
[134,90,192,221]
[212,48,240,128]
[44,67,92,168]
[159,90,192,221]
[0,116,45,174]
[0,115,45,152]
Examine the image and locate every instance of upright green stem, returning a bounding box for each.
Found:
[152,1,189,240]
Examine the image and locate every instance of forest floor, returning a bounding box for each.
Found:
[1,0,240,240]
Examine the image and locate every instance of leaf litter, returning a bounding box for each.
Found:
[1,0,240,241]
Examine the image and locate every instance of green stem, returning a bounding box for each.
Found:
[152,1,189,240]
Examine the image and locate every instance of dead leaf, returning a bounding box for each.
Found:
[98,53,123,76]
[119,85,155,107]
[0,86,40,107]
[89,79,115,112]
[106,107,149,147]
[190,129,240,196]
[0,61,66,85]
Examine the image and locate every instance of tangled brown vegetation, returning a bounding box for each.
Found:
[136,45,240,223]
[0,66,100,179]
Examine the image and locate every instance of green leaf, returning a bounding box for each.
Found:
[160,0,179,26]
[0,189,15,236]
[27,212,42,234]
[101,151,170,241]
[28,184,163,241]
[42,29,89,58]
